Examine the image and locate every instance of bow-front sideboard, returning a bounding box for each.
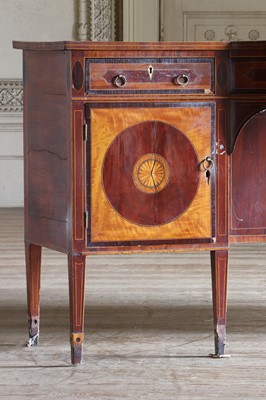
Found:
[13,41,266,365]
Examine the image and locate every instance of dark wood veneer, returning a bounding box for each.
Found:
[102,120,199,226]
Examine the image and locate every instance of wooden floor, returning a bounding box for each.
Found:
[1,208,266,399]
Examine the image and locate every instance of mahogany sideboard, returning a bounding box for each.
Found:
[13,40,266,365]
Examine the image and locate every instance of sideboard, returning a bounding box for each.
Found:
[13,41,266,365]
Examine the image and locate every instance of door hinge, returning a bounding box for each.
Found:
[84,211,89,229]
[83,124,88,141]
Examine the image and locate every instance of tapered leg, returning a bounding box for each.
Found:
[25,242,42,347]
[210,250,229,357]
[68,253,86,365]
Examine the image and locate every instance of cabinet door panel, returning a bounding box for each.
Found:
[87,103,214,245]
[231,110,266,237]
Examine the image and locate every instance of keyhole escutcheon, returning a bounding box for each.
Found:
[148,65,154,80]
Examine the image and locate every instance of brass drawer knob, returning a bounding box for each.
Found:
[174,74,189,86]
[113,74,127,87]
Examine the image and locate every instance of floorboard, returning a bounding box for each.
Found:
[1,208,266,399]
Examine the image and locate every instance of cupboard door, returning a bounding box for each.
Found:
[87,103,215,245]
[231,109,266,239]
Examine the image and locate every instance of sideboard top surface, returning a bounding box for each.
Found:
[12,40,266,52]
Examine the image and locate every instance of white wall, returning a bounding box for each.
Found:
[1,0,76,78]
[0,0,76,207]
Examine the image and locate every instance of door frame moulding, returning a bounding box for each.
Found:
[184,11,266,41]
[77,0,123,41]
[77,0,160,42]
[123,0,160,41]
[0,79,23,114]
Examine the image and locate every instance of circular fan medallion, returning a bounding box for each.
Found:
[133,153,170,194]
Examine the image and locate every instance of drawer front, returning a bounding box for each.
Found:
[86,58,214,94]
[231,58,266,93]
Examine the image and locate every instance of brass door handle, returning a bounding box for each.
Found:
[174,74,189,86]
[202,156,214,185]
[113,74,127,87]
[202,156,214,171]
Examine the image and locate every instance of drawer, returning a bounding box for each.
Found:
[231,58,266,93]
[85,58,214,94]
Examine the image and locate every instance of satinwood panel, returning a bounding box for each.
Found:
[88,104,214,244]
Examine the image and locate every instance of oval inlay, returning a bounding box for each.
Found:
[72,61,84,91]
